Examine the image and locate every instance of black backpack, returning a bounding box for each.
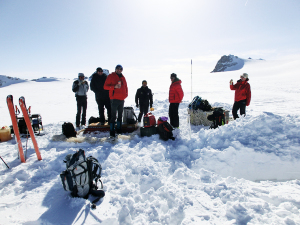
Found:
[72,80,79,93]
[88,116,102,125]
[207,107,225,129]
[60,149,105,209]
[158,121,175,141]
[62,122,77,138]
[199,99,212,111]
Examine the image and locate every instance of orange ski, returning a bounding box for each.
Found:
[6,95,25,162]
[19,97,42,161]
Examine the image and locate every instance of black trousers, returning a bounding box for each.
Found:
[232,99,246,120]
[110,99,124,123]
[169,103,180,128]
[138,104,149,122]
[76,96,87,126]
[96,96,111,124]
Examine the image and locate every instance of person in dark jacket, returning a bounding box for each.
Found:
[104,64,128,137]
[230,73,251,119]
[135,80,153,122]
[169,73,184,128]
[72,73,89,128]
[90,67,111,125]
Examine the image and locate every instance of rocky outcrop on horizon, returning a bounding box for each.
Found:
[211,54,244,72]
[0,75,26,88]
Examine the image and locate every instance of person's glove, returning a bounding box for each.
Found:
[150,107,154,111]
[136,104,139,108]
[230,79,233,85]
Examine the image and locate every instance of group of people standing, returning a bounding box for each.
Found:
[72,65,184,137]
[72,64,251,138]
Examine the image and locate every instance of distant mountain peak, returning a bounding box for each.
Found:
[0,75,27,88]
[211,54,244,73]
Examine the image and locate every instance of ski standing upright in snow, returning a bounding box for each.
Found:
[6,95,25,162]
[19,96,42,161]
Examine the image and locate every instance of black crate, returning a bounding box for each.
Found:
[140,126,158,137]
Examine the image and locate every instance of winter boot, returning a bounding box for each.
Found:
[110,122,115,137]
[116,121,122,134]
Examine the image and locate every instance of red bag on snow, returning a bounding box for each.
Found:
[143,113,156,128]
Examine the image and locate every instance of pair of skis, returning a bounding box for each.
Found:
[6,95,42,163]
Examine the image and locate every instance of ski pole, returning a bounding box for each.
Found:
[0,156,9,169]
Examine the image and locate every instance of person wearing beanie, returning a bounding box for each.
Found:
[230,73,251,119]
[135,80,153,122]
[169,73,184,128]
[90,67,111,125]
[104,64,128,137]
[72,73,89,128]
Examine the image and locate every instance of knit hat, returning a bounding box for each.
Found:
[241,73,248,79]
[115,64,123,70]
[78,73,84,77]
[170,73,177,78]
[142,80,147,84]
[96,67,103,72]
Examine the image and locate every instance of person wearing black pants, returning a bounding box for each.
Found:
[110,99,124,132]
[232,99,246,119]
[230,73,251,120]
[135,80,153,123]
[168,73,184,128]
[90,67,111,125]
[76,96,87,127]
[72,73,89,128]
[169,103,180,128]
[104,64,128,137]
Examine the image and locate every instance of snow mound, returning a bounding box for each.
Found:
[0,75,27,87]
[32,77,61,82]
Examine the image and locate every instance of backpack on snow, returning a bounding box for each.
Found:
[72,80,79,93]
[60,149,105,208]
[62,122,77,138]
[188,96,202,110]
[158,121,175,141]
[207,107,225,129]
[123,107,138,124]
[199,99,212,111]
[88,116,102,125]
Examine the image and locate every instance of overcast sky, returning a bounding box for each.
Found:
[0,0,299,79]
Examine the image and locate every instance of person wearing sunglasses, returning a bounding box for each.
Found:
[135,80,153,123]
[169,73,184,128]
[104,64,128,137]
[230,73,251,119]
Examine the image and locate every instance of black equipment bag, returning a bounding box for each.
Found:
[157,121,175,141]
[207,107,225,129]
[88,116,102,125]
[140,126,158,137]
[62,122,77,138]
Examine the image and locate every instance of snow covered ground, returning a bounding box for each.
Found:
[0,59,300,224]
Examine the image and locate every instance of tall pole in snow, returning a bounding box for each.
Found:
[191,59,193,101]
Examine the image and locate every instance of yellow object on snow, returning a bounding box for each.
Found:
[0,126,12,142]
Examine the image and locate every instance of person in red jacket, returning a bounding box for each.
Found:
[230,73,251,119]
[169,73,184,128]
[104,64,128,137]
